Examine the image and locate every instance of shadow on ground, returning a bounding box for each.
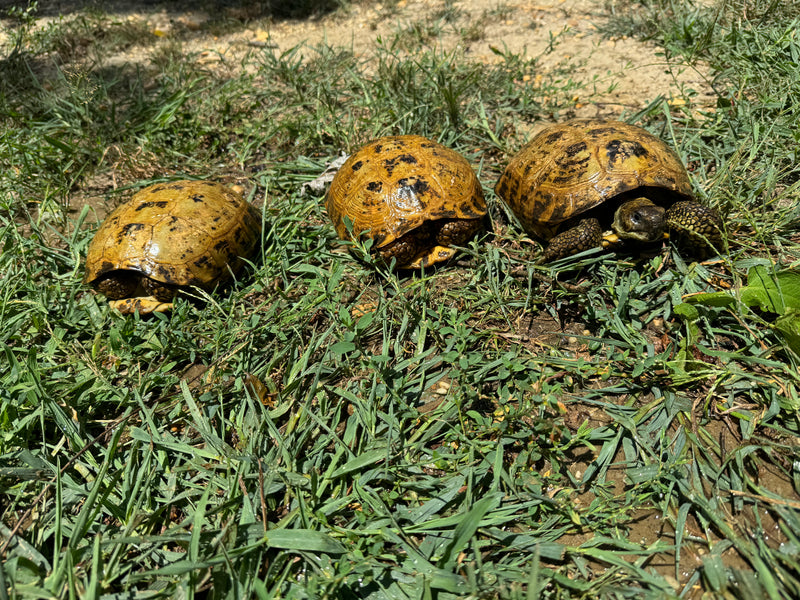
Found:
[1,0,344,20]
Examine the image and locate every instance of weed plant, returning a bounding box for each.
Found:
[2,1,800,598]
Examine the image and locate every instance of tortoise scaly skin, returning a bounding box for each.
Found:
[84,180,261,314]
[325,135,487,269]
[495,119,722,262]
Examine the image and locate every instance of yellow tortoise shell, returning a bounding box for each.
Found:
[495,119,694,240]
[84,180,261,290]
[325,135,487,260]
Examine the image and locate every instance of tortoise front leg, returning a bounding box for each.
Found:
[541,218,603,263]
[377,231,426,269]
[665,201,723,258]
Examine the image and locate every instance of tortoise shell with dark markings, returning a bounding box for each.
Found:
[84,180,261,313]
[496,119,695,242]
[325,135,487,269]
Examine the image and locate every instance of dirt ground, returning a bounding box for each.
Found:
[3,0,715,126]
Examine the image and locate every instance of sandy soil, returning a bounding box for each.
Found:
[3,0,715,126]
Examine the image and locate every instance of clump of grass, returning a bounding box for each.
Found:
[2,0,800,598]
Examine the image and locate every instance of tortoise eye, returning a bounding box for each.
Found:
[630,212,642,225]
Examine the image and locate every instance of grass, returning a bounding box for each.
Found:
[2,0,800,598]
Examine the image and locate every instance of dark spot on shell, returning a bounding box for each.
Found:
[94,260,118,277]
[606,139,649,161]
[587,127,618,137]
[193,255,214,270]
[373,144,383,153]
[545,131,566,144]
[151,264,178,282]
[397,177,431,197]
[119,223,146,238]
[366,181,383,192]
[495,179,509,199]
[136,201,170,210]
[191,194,205,203]
[165,216,180,231]
[547,193,573,222]
[383,154,418,176]
[564,142,587,158]
[351,160,364,171]
[234,228,251,243]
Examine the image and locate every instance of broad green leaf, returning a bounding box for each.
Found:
[329,448,386,478]
[742,266,800,314]
[263,529,346,554]
[673,302,700,320]
[774,310,800,355]
[683,292,735,307]
[329,341,357,355]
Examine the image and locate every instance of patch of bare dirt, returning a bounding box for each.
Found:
[257,0,715,121]
[4,0,715,123]
[556,410,800,597]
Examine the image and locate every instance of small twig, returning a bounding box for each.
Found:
[728,489,800,510]
[247,41,278,49]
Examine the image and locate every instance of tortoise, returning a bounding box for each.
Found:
[325,135,487,269]
[495,119,723,263]
[84,180,261,314]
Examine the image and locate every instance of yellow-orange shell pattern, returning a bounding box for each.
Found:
[325,135,486,268]
[496,119,694,240]
[84,180,261,289]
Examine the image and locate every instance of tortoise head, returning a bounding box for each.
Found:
[612,197,666,243]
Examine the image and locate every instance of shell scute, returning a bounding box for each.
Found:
[84,180,261,291]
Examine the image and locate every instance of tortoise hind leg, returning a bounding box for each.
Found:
[142,276,179,302]
[95,271,141,300]
[540,218,603,263]
[665,201,723,259]
[436,218,483,247]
